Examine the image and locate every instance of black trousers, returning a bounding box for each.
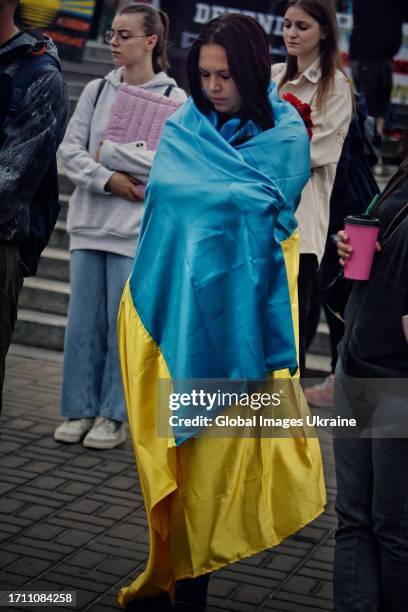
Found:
[306,241,345,373]
[297,253,318,376]
[0,244,23,415]
[333,360,408,611]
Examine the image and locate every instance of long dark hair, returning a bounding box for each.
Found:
[186,14,274,131]
[118,3,170,73]
[280,0,348,109]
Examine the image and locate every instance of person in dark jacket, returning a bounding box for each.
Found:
[350,0,405,141]
[333,158,408,611]
[305,97,379,406]
[0,0,68,413]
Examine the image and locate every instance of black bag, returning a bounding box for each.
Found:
[327,99,380,235]
[322,97,380,320]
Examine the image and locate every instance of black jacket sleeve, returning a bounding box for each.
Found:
[0,66,68,226]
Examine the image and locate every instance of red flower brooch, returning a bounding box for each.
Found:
[282,93,314,140]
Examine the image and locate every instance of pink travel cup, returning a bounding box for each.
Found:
[343,215,381,281]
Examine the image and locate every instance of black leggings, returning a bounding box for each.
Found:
[306,241,345,374]
[297,253,318,376]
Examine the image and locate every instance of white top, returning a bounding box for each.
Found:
[272,58,353,262]
[59,68,186,257]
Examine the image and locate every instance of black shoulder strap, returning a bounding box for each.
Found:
[84,79,106,151]
[163,84,175,97]
[93,78,106,109]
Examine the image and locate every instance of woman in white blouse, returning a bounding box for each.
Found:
[272,0,352,375]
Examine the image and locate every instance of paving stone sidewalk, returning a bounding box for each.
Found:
[0,349,336,612]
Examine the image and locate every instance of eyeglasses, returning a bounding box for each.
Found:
[104,29,149,43]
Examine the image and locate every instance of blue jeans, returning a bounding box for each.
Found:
[60,250,133,422]
[333,361,408,611]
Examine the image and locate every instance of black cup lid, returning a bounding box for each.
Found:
[344,214,381,227]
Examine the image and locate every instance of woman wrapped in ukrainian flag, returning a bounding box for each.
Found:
[118,13,326,611]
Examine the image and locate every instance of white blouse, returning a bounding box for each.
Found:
[272,57,353,262]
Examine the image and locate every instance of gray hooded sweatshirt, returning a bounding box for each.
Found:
[60,67,186,258]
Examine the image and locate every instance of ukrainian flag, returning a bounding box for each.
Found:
[118,84,326,605]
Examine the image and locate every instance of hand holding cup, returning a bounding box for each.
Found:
[336,215,381,280]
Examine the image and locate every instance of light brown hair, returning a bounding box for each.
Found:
[118,3,170,73]
[280,0,348,110]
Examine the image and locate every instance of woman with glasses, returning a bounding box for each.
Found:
[54,4,186,450]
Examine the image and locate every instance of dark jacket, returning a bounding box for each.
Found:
[339,161,408,377]
[0,30,68,274]
[349,0,406,62]
[328,98,379,235]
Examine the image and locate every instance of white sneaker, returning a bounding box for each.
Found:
[82,417,126,449]
[54,418,94,443]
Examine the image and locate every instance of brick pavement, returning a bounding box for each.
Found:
[1,349,336,611]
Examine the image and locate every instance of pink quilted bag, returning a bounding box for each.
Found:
[105,84,182,150]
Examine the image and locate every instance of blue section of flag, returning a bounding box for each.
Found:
[129,83,310,443]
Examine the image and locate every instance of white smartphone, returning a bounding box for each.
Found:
[402,315,408,342]
[134,141,147,151]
